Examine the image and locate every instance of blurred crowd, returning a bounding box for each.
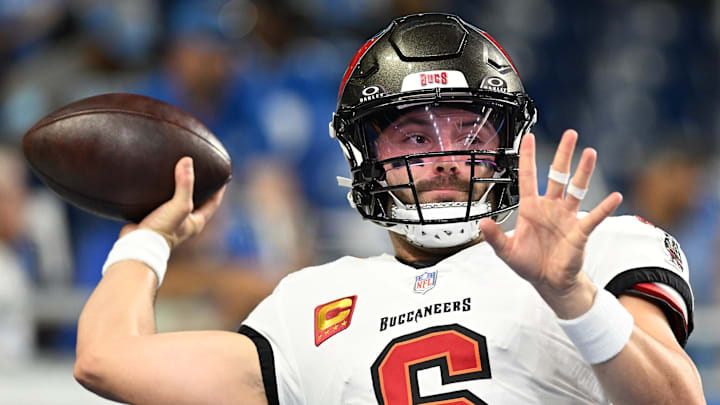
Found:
[1,0,720,400]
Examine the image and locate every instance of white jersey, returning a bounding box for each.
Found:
[240,215,693,405]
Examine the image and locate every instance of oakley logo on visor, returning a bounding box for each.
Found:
[401,70,469,92]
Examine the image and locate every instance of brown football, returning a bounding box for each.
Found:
[23,93,232,222]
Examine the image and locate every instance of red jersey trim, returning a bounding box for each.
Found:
[605,267,693,347]
[630,282,688,330]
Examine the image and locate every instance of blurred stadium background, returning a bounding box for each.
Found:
[1,0,719,403]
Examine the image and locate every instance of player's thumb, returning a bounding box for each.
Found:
[479,218,508,257]
[171,157,195,215]
[137,157,195,247]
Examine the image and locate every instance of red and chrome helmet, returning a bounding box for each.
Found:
[330,13,537,248]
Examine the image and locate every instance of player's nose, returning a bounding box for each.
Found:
[430,157,461,174]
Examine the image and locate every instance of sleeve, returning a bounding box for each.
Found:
[583,215,694,346]
[238,278,305,405]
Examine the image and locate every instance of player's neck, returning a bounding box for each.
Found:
[388,232,484,264]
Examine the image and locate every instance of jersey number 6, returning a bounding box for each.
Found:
[371,324,491,405]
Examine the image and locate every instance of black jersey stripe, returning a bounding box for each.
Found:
[238,325,280,405]
[604,267,693,347]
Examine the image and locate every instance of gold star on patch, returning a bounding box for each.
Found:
[341,320,347,327]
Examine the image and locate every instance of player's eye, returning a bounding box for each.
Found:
[403,134,430,145]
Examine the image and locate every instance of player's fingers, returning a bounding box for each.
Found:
[193,185,227,228]
[578,192,623,235]
[479,218,510,259]
[546,129,577,199]
[172,157,195,214]
[518,133,538,199]
[564,148,596,211]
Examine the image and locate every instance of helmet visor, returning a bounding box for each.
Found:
[365,104,508,159]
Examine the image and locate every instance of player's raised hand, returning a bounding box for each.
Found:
[479,130,622,315]
[120,157,226,248]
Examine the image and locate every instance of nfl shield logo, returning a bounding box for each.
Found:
[414,270,437,294]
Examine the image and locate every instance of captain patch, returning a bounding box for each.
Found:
[314,296,357,346]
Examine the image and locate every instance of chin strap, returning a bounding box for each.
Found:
[387,183,497,248]
[389,201,489,248]
[336,174,510,248]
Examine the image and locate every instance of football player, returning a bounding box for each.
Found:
[74,13,704,404]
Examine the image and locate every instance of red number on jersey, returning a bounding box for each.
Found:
[371,324,491,405]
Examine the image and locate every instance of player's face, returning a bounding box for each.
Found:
[373,106,501,204]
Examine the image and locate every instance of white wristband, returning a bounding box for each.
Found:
[557,287,634,364]
[102,229,171,288]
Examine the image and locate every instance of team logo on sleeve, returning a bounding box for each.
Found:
[314,295,357,346]
[663,233,684,272]
[414,270,438,294]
